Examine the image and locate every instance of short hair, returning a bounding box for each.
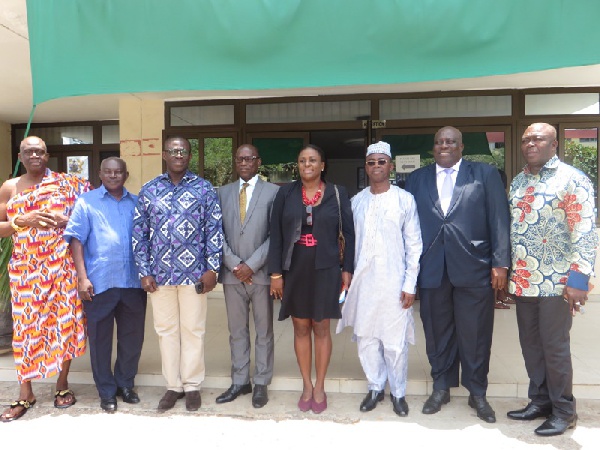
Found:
[298,144,328,181]
[164,136,191,150]
[100,156,127,172]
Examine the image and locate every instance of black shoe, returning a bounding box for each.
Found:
[422,389,450,414]
[391,394,409,417]
[185,390,202,411]
[359,390,384,412]
[215,383,252,404]
[252,384,269,408]
[535,414,577,436]
[157,390,185,412]
[100,397,117,413]
[468,395,496,423]
[116,387,140,404]
[507,402,552,421]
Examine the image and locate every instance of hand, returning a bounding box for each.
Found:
[270,277,283,300]
[401,291,415,309]
[491,267,508,291]
[15,210,58,229]
[78,278,94,301]
[141,275,158,293]
[564,286,587,316]
[233,263,254,284]
[199,270,218,294]
[341,271,352,290]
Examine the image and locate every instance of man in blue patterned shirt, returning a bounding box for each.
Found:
[507,123,598,436]
[132,136,223,412]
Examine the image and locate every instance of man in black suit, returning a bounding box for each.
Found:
[216,144,279,408]
[405,126,510,423]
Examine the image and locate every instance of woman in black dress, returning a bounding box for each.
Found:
[269,144,354,414]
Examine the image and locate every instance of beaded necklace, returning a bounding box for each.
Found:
[302,182,323,206]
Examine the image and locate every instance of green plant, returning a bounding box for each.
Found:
[0,236,12,313]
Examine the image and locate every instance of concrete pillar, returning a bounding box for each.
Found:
[119,98,164,194]
[0,121,12,183]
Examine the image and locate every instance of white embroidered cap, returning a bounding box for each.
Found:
[366,141,391,158]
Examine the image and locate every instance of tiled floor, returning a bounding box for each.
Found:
[1,288,598,399]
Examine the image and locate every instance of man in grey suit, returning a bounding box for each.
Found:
[216,144,279,408]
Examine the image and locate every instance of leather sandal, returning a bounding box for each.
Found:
[54,389,77,409]
[0,399,37,422]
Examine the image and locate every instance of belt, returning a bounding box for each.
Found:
[296,233,317,246]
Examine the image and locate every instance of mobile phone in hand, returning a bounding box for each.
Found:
[194,281,204,294]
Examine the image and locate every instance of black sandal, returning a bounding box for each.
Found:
[54,389,77,409]
[0,399,36,422]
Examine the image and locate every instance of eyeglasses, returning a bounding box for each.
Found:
[366,159,388,166]
[164,147,190,157]
[306,205,313,226]
[235,156,259,164]
[434,139,458,146]
[21,148,47,157]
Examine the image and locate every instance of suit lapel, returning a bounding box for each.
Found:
[426,165,444,217]
[446,160,471,216]
[231,181,242,226]
[240,178,263,231]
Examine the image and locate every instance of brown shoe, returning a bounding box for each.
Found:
[185,390,201,411]
[157,390,184,412]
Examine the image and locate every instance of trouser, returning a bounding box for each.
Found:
[84,288,147,400]
[357,336,409,398]
[515,295,575,419]
[149,285,207,392]
[223,283,274,385]
[419,269,494,396]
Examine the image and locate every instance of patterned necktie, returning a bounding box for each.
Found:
[440,168,454,211]
[239,182,249,223]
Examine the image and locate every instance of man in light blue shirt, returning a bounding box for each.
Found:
[64,157,146,413]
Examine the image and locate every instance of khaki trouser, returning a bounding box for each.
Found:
[149,285,207,392]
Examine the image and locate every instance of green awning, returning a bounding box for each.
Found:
[27,0,600,105]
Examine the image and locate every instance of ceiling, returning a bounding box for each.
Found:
[3,1,600,125]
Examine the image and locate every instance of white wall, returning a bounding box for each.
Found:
[0,121,11,183]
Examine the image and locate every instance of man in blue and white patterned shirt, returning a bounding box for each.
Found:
[132,136,223,413]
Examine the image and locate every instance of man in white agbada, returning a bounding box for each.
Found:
[336,141,422,416]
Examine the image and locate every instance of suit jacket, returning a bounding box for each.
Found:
[218,178,279,286]
[268,180,355,274]
[405,160,510,289]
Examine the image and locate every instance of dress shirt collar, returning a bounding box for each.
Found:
[239,174,259,189]
[436,159,462,175]
[98,184,132,200]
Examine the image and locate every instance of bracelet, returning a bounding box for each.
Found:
[270,274,283,279]
[10,215,26,232]
[209,269,218,275]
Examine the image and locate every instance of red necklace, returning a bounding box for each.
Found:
[302,182,323,206]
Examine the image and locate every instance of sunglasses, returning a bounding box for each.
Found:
[164,147,190,157]
[366,159,388,166]
[306,205,313,226]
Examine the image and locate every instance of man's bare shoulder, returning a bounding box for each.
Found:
[0,177,20,202]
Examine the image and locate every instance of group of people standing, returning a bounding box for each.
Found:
[0,123,596,438]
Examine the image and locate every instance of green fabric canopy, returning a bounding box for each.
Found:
[27,0,600,105]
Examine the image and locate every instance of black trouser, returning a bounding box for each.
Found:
[419,270,494,396]
[84,288,147,400]
[515,295,575,419]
